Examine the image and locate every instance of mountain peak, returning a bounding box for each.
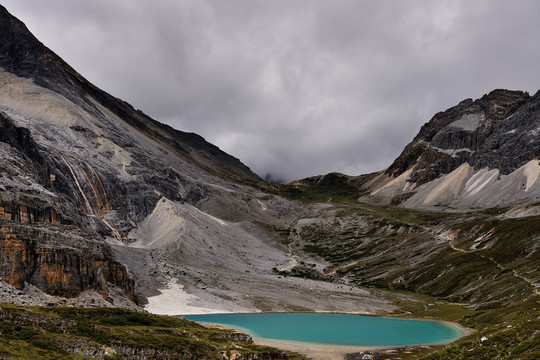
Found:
[386,89,531,184]
[361,88,540,208]
[0,5,262,186]
[0,5,76,94]
[0,5,271,308]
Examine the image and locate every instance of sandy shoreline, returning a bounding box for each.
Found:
[251,338,384,360]
[441,319,475,337]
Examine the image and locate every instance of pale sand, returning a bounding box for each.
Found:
[199,322,382,360]
[237,324,468,360]
[442,319,475,336]
[253,338,382,360]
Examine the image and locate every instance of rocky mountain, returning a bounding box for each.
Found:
[360,89,540,209]
[0,4,273,307]
[0,5,262,188]
[0,5,539,359]
[274,88,540,310]
[0,5,393,316]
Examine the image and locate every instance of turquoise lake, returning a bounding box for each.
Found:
[184,313,465,347]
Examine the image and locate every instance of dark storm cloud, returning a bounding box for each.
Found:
[3,0,540,181]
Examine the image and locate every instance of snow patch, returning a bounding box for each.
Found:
[145,280,229,315]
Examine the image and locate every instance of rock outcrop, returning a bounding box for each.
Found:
[387,89,532,183]
[0,225,135,299]
[0,108,136,303]
[361,89,540,209]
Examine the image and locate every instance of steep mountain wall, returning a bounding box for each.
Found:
[0,110,135,301]
[0,4,263,188]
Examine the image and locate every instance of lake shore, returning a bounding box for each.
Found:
[199,322,383,360]
[189,314,470,360]
[147,277,470,360]
[441,319,475,337]
[252,337,383,360]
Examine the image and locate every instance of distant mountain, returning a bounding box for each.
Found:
[360,89,540,209]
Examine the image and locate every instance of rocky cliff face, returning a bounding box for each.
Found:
[387,89,531,183]
[0,5,317,311]
[0,225,134,299]
[361,89,540,209]
[0,112,136,301]
[0,4,265,306]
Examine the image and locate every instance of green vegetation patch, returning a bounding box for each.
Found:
[0,303,308,359]
[271,172,366,204]
[381,292,540,360]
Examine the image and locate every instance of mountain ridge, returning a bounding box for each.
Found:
[0,4,262,188]
[387,89,531,181]
[0,4,269,307]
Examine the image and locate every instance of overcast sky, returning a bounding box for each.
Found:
[3,1,539,181]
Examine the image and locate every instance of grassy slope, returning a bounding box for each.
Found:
[273,179,540,359]
[0,304,307,360]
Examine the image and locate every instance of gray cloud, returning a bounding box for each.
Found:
[3,0,540,181]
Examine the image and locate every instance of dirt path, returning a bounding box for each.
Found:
[449,239,540,297]
[449,241,468,253]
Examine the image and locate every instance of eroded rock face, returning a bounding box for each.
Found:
[0,213,135,301]
[0,226,133,299]
[359,89,540,208]
[0,107,136,303]
[387,89,532,185]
